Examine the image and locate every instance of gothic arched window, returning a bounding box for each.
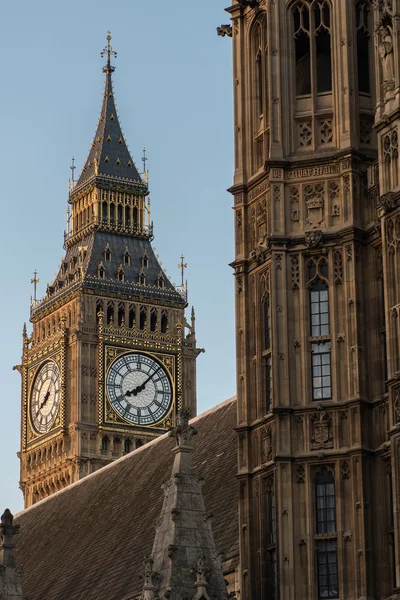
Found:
[356,0,372,94]
[292,1,333,149]
[315,468,338,598]
[250,14,268,173]
[293,1,332,96]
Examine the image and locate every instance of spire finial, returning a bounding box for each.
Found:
[168,409,197,449]
[31,269,39,304]
[0,509,20,569]
[101,31,117,74]
[178,255,188,300]
[69,156,76,193]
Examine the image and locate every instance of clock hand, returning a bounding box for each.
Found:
[40,390,51,410]
[125,368,161,397]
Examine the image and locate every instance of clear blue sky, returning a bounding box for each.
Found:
[0,0,234,511]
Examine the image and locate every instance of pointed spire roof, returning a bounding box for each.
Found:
[140,410,229,600]
[0,509,24,599]
[76,32,143,191]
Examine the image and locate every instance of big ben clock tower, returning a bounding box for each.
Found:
[18,33,200,509]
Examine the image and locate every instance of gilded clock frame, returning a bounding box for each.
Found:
[25,347,66,447]
[102,345,176,431]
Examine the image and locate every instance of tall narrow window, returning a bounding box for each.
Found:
[150,309,157,332]
[125,206,130,227]
[293,3,311,96]
[107,302,114,325]
[263,295,272,412]
[128,306,136,329]
[315,468,338,599]
[267,481,277,600]
[124,439,131,455]
[102,201,108,222]
[308,258,331,401]
[292,1,333,149]
[356,0,371,94]
[388,467,396,587]
[117,303,125,326]
[140,307,147,330]
[314,2,332,93]
[250,14,268,173]
[255,23,264,116]
[161,310,168,334]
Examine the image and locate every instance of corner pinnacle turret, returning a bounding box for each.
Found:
[75,31,143,192]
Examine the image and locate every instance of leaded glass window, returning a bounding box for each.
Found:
[316,540,338,598]
[312,343,332,400]
[308,258,331,400]
[310,283,329,337]
[315,469,338,599]
[292,0,332,97]
[316,468,336,533]
[267,484,277,600]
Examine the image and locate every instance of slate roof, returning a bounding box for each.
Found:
[76,66,142,190]
[33,232,186,319]
[13,398,238,600]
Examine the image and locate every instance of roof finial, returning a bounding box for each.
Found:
[178,254,188,300]
[31,269,39,305]
[101,30,117,74]
[142,147,149,184]
[69,156,75,192]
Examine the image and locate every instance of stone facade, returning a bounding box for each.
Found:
[223,0,400,598]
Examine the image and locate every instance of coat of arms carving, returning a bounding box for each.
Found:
[311,412,333,449]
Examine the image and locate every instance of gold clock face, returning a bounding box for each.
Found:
[106,352,172,426]
[30,361,61,434]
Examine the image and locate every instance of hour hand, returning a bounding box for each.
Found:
[125,383,145,397]
[40,391,51,409]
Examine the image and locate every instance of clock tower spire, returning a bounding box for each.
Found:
[18,33,201,509]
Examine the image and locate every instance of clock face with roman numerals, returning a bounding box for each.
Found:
[106,352,172,426]
[30,361,61,434]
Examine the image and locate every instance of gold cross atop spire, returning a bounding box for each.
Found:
[178,255,187,290]
[31,269,40,304]
[101,31,117,74]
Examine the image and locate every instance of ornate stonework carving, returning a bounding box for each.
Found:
[305,183,325,228]
[289,186,300,222]
[378,24,395,87]
[261,426,272,463]
[394,387,400,423]
[305,230,322,247]
[217,24,232,37]
[340,460,350,479]
[299,121,312,147]
[334,249,343,284]
[291,255,300,290]
[379,191,396,213]
[311,412,333,449]
[295,463,305,483]
[360,117,373,145]
[320,119,334,144]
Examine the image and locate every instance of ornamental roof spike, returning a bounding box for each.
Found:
[140,410,228,599]
[75,32,143,192]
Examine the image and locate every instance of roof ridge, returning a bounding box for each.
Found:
[15,397,237,518]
